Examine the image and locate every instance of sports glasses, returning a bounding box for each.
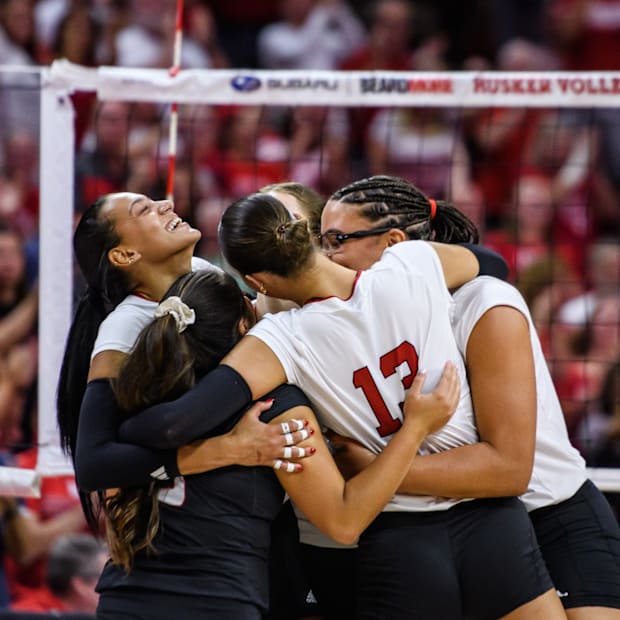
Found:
[319,226,396,251]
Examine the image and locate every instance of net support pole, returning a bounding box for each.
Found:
[37,73,75,476]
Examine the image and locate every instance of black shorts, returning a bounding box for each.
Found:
[267,501,322,620]
[356,497,553,620]
[300,543,358,620]
[97,590,262,620]
[530,479,620,610]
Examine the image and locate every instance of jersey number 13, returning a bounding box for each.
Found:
[352,341,419,437]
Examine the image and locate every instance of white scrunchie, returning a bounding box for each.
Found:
[154,296,196,333]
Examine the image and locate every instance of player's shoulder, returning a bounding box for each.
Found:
[258,384,312,423]
[97,296,156,342]
[191,256,223,273]
[455,276,527,313]
[383,240,434,262]
[105,294,155,321]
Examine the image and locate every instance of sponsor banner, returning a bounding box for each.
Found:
[48,62,620,108]
[95,67,348,105]
[351,71,620,107]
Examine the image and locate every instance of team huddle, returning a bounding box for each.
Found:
[57,176,620,619]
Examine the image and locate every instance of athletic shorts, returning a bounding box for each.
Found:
[97,589,262,619]
[356,496,553,620]
[267,501,322,619]
[300,543,358,620]
[530,479,620,610]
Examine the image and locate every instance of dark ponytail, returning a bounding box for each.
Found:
[219,193,314,277]
[106,269,253,571]
[57,195,131,461]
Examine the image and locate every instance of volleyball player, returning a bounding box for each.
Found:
[320,174,620,619]
[117,192,566,620]
[257,181,330,619]
[56,192,313,534]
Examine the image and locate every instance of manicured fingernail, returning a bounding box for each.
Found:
[310,429,315,435]
[304,419,310,427]
[264,398,275,404]
[309,447,316,454]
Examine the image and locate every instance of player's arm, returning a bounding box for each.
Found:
[428,242,509,288]
[119,336,286,448]
[332,306,536,498]
[78,347,302,491]
[273,364,458,544]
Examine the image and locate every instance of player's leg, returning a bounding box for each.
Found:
[356,511,462,620]
[500,589,566,619]
[530,480,620,620]
[567,609,620,620]
[456,497,566,620]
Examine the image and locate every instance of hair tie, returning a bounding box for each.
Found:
[428,199,437,220]
[154,296,196,333]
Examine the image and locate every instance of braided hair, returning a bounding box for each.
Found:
[329,175,478,244]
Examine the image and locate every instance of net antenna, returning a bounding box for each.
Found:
[166,0,184,201]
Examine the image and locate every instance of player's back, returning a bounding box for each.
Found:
[250,241,477,512]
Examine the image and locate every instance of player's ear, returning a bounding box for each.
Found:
[244,274,263,293]
[386,229,407,247]
[108,247,140,268]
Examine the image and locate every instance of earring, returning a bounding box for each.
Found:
[128,256,134,264]
[259,282,267,295]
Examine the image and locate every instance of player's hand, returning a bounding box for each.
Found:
[227,399,315,472]
[403,362,460,435]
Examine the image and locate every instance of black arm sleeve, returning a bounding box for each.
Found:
[118,364,253,449]
[75,379,180,492]
[458,243,510,281]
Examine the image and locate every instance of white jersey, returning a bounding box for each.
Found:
[92,257,219,359]
[249,241,478,513]
[452,277,587,511]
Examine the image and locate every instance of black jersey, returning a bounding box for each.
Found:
[96,384,311,615]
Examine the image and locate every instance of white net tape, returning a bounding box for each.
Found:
[48,60,620,108]
[0,466,41,499]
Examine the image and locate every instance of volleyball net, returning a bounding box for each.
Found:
[5,61,619,494]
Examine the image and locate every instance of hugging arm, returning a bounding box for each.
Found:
[119,337,286,449]
[331,306,537,498]
[119,364,253,449]
[75,379,180,491]
[458,243,510,281]
[78,370,309,490]
[427,242,508,290]
[272,364,459,544]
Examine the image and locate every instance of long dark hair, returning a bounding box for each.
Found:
[218,193,315,277]
[329,175,479,244]
[57,196,131,460]
[56,196,132,532]
[106,269,254,571]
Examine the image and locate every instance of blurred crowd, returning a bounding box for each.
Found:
[0,0,618,613]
